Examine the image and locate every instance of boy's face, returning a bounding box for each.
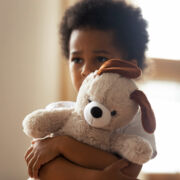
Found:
[69,28,125,91]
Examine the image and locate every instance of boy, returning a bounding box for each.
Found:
[25,0,156,179]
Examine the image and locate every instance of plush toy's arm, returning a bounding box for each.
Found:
[121,110,157,159]
[23,107,73,138]
[111,134,153,165]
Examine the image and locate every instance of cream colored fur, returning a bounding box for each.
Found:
[23,70,153,170]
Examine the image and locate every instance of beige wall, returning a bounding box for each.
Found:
[0,0,62,179]
[58,0,77,101]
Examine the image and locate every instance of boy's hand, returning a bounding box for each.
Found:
[99,159,140,180]
[25,136,61,179]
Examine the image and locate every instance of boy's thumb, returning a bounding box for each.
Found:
[104,160,140,180]
[105,159,129,171]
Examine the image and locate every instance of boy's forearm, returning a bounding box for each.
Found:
[58,136,118,169]
[39,156,101,180]
[39,156,141,180]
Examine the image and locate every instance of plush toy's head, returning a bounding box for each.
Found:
[75,59,156,133]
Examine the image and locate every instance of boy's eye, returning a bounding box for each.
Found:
[72,58,83,64]
[111,110,117,116]
[96,56,108,63]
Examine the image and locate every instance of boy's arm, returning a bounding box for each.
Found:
[25,135,118,178]
[25,135,141,178]
[58,136,142,177]
[39,156,140,180]
[58,135,119,169]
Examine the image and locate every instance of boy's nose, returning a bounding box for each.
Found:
[81,64,93,77]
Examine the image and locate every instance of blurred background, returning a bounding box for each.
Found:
[0,0,179,179]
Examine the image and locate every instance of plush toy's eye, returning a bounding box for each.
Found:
[88,99,92,103]
[111,110,117,116]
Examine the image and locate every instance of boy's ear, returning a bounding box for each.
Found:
[130,90,156,133]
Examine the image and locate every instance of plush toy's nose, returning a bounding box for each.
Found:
[91,107,102,118]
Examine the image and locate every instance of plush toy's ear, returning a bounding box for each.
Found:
[130,90,156,133]
[97,59,141,78]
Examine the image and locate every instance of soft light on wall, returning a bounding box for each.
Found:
[130,0,180,175]
[133,0,180,60]
[140,81,180,173]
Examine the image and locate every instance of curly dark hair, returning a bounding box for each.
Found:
[60,0,148,69]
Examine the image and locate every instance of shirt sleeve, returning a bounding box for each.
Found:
[45,101,75,110]
[121,109,157,159]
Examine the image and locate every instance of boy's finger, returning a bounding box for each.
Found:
[111,159,129,169]
[28,153,38,177]
[104,159,129,174]
[26,151,34,165]
[24,146,33,160]
[121,162,142,178]
[33,156,42,179]
[32,136,49,144]
[31,139,39,144]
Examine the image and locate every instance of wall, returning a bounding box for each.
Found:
[0,0,61,179]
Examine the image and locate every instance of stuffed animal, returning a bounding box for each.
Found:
[23,59,156,168]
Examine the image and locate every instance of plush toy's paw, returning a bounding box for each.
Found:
[23,108,72,138]
[23,109,49,138]
[112,135,153,165]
